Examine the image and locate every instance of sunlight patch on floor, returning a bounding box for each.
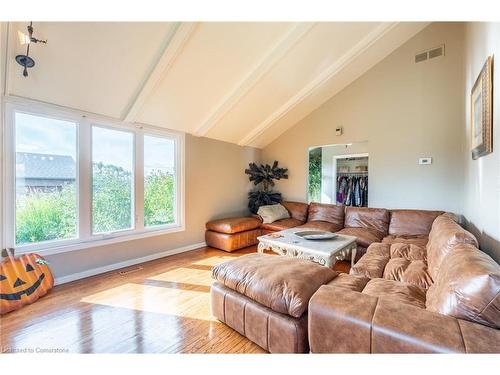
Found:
[147,267,213,286]
[80,283,216,321]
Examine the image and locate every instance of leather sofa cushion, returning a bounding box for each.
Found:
[426,214,478,279]
[371,298,467,353]
[327,273,370,292]
[362,278,426,309]
[212,253,336,318]
[306,203,345,232]
[382,234,429,247]
[309,286,500,353]
[309,285,378,353]
[383,257,410,281]
[426,244,500,329]
[390,242,427,261]
[344,207,390,235]
[260,218,303,232]
[351,243,433,289]
[211,282,309,353]
[282,201,309,222]
[205,229,260,252]
[383,259,433,289]
[206,216,261,234]
[388,209,443,236]
[336,227,384,248]
[364,242,391,257]
[401,261,433,290]
[297,221,340,232]
[457,319,500,353]
[350,254,389,279]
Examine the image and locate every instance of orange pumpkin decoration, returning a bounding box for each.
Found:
[0,253,54,314]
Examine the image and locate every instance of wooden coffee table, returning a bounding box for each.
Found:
[257,228,357,268]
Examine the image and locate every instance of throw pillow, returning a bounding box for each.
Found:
[257,204,290,224]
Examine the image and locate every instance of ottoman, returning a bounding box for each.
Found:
[211,253,337,353]
[205,217,261,252]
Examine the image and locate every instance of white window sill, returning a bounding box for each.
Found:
[13,225,186,257]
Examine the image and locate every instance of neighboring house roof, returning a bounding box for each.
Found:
[16,152,76,180]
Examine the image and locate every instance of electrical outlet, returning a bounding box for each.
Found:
[419,157,432,165]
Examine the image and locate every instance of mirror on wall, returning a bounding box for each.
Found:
[308,142,369,206]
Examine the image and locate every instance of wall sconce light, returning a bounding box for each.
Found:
[15,22,47,77]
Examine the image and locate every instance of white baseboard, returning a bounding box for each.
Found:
[54,242,206,285]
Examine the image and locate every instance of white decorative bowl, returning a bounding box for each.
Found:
[294,230,337,240]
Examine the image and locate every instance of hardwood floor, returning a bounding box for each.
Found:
[0,246,350,354]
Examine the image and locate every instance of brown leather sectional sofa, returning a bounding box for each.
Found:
[210,204,500,353]
[206,201,444,256]
[308,212,500,353]
[263,202,444,258]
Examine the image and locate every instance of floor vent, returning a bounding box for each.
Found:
[118,266,143,276]
[415,44,445,63]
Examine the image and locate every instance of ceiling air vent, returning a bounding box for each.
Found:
[415,44,445,64]
[415,52,428,63]
[429,46,444,59]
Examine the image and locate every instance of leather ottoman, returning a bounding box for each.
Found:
[211,253,337,353]
[205,217,261,252]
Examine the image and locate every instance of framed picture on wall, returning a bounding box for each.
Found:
[470,55,493,160]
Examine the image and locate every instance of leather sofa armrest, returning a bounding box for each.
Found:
[308,285,500,353]
[308,285,377,353]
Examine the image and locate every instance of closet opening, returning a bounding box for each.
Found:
[333,153,368,207]
[307,141,369,205]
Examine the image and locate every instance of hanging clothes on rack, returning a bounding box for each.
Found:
[336,176,348,204]
[360,176,368,206]
[354,178,361,206]
[336,174,368,207]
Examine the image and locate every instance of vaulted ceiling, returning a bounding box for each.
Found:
[3,22,429,148]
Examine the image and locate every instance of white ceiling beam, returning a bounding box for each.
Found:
[193,22,315,137]
[123,22,197,123]
[237,22,400,147]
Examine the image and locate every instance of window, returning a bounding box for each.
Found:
[14,112,78,245]
[144,135,176,227]
[92,126,134,234]
[4,99,185,254]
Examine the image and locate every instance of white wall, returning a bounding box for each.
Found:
[462,23,500,262]
[263,23,465,214]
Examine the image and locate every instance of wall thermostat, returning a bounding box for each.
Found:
[335,126,343,136]
[419,157,432,165]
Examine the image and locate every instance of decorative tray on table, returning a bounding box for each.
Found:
[294,230,337,240]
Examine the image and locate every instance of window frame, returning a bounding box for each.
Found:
[142,131,179,230]
[3,97,185,256]
[90,122,136,236]
[5,101,82,251]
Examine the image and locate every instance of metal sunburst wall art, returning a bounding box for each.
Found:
[15,22,47,77]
